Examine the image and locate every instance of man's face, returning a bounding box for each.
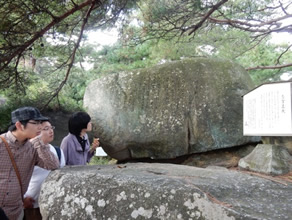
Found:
[41,121,54,144]
[23,120,42,139]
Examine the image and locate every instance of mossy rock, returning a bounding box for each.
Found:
[84,58,260,160]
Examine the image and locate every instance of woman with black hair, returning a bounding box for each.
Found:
[60,112,100,165]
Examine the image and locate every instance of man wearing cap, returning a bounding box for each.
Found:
[0,106,59,220]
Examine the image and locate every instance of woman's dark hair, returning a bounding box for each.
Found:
[9,120,29,131]
[68,112,91,136]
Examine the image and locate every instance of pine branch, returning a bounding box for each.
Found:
[246,63,292,71]
[187,0,229,35]
[0,0,94,71]
[41,0,98,110]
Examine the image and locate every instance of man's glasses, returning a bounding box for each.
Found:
[27,121,42,125]
[42,126,55,131]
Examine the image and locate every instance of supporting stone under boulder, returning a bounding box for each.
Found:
[262,136,292,155]
[39,163,292,220]
[239,144,292,175]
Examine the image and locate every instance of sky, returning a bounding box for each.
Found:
[86,29,119,47]
[81,30,119,70]
[270,16,292,45]
[270,32,292,45]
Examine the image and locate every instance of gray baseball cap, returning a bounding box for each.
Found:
[11,106,48,123]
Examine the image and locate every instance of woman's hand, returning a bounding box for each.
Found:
[90,137,100,153]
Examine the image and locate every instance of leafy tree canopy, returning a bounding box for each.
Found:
[0,0,137,94]
[113,0,292,84]
[0,0,138,131]
[121,0,291,68]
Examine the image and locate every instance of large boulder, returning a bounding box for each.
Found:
[84,58,259,160]
[39,163,292,220]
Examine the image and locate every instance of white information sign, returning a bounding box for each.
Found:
[243,82,292,136]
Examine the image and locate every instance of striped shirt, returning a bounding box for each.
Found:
[0,131,59,220]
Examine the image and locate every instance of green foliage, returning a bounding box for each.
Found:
[221,0,274,19]
[0,65,87,131]
[114,0,292,86]
[87,40,156,74]
[139,0,202,27]
[0,105,15,132]
[83,25,292,88]
[0,89,42,132]
[89,156,111,165]
[237,42,292,85]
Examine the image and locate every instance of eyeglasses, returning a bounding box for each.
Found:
[42,126,55,131]
[27,121,42,125]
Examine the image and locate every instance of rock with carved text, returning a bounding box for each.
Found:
[84,58,260,160]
